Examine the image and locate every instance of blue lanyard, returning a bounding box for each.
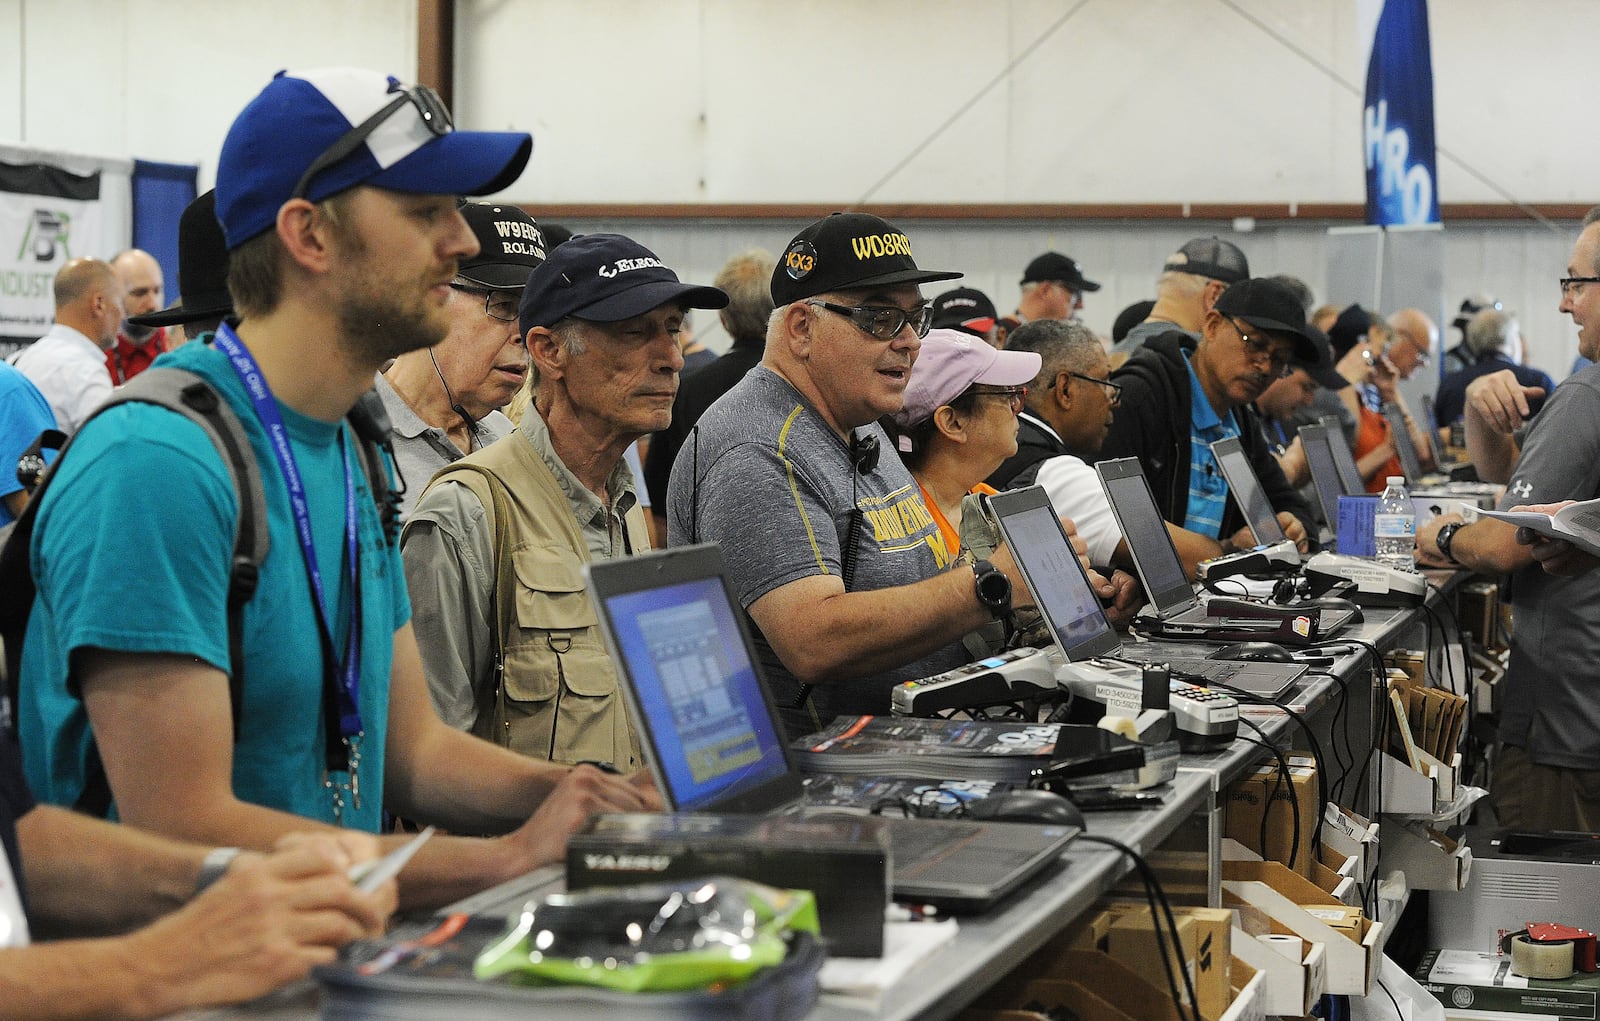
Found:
[213,325,363,759]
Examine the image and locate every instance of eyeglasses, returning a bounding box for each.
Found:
[807,300,932,340]
[292,83,453,200]
[1061,370,1122,406]
[1228,318,1295,379]
[449,283,519,323]
[1560,276,1600,298]
[969,386,1027,414]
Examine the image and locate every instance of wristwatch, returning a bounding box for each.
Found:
[972,559,1012,618]
[1435,521,1465,564]
[195,846,241,895]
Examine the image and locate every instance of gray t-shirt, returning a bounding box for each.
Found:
[1112,320,1196,357]
[666,366,966,738]
[1497,363,1600,768]
[374,373,514,519]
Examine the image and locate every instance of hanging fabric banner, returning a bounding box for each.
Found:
[1363,0,1440,226]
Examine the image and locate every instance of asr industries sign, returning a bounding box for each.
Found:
[0,159,106,343]
[1363,0,1439,226]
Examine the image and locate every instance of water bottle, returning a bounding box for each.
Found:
[1374,475,1415,569]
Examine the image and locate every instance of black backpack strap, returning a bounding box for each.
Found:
[0,368,269,816]
[347,385,402,547]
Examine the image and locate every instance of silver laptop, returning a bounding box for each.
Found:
[985,484,1307,700]
[1319,415,1366,494]
[1298,422,1349,529]
[1209,436,1290,547]
[583,543,1078,912]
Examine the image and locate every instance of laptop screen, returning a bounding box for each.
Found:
[1418,394,1443,463]
[596,569,793,812]
[985,487,1121,661]
[1318,415,1365,494]
[1210,437,1287,544]
[1095,458,1196,616]
[1297,423,1346,527]
[1382,403,1425,482]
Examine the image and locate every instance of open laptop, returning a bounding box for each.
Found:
[1319,415,1365,494]
[1298,422,1350,529]
[583,543,1078,912]
[1381,402,1430,484]
[1209,436,1289,547]
[986,484,1307,699]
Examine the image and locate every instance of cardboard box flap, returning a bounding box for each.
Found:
[1221,862,1380,995]
[1230,925,1324,1017]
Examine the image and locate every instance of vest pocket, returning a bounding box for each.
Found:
[496,546,622,764]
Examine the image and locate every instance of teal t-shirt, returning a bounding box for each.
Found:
[18,342,408,831]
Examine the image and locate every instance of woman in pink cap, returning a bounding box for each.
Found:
[882,329,1041,558]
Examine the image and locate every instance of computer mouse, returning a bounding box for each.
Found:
[1298,596,1365,623]
[967,789,1086,828]
[1208,641,1295,663]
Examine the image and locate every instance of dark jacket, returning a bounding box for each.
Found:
[1101,330,1317,543]
[986,411,1069,489]
[643,337,765,510]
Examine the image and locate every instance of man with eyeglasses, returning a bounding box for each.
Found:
[403,233,726,766]
[1101,277,1318,552]
[997,319,1252,579]
[668,212,1056,740]
[377,201,543,518]
[1411,205,1600,832]
[1010,252,1100,326]
[19,67,660,916]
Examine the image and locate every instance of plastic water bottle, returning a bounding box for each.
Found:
[1374,475,1415,570]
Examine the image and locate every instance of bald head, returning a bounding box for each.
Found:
[111,249,165,341]
[53,257,124,349]
[1386,307,1439,379]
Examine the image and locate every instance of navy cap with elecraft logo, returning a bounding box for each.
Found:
[457,201,545,289]
[770,212,961,307]
[518,233,728,333]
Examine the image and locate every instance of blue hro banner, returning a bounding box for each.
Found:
[1363,0,1439,225]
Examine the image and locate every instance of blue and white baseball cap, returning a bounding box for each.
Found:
[216,67,533,249]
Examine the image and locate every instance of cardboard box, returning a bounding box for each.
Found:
[1321,803,1380,885]
[566,812,888,957]
[1231,924,1326,1017]
[1383,819,1473,891]
[1105,905,1232,1020]
[1222,860,1381,996]
[1413,948,1600,1018]
[1225,761,1318,879]
[1109,911,1199,1008]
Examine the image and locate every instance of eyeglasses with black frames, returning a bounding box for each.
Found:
[292,83,453,200]
[1560,276,1600,299]
[1227,318,1295,379]
[807,300,932,340]
[1061,371,1122,406]
[969,386,1027,414]
[448,283,519,323]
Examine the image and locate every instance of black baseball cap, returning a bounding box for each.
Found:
[931,286,999,336]
[1020,252,1100,292]
[519,233,727,332]
[1213,277,1319,363]
[1296,325,1349,390]
[770,212,961,307]
[1452,292,1502,333]
[1327,304,1375,357]
[1163,237,1249,284]
[126,190,233,329]
[457,201,546,289]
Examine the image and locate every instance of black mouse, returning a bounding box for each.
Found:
[967,789,1085,827]
[1297,596,1365,624]
[1209,641,1295,663]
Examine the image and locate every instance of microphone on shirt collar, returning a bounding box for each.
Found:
[850,431,880,475]
[428,348,478,439]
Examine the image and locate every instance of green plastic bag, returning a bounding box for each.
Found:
[473,877,820,993]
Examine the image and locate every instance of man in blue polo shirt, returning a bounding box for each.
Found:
[1100,277,1318,552]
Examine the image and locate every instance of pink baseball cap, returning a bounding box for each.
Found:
[894,328,1041,428]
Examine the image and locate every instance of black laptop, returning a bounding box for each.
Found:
[1209,436,1290,547]
[1297,422,1350,529]
[985,484,1307,700]
[1318,415,1366,494]
[583,544,1078,912]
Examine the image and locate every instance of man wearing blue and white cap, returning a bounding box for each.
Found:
[19,67,656,910]
[403,233,726,766]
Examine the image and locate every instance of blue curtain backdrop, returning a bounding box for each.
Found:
[130,159,197,295]
[1363,0,1439,226]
